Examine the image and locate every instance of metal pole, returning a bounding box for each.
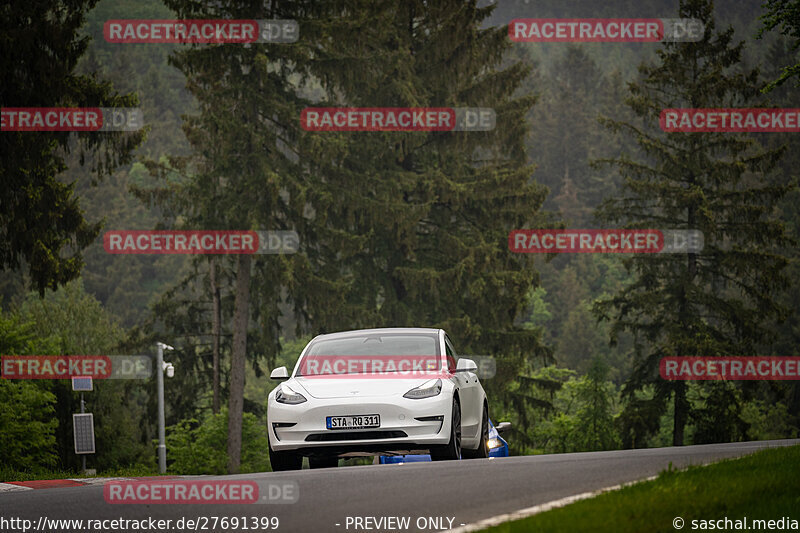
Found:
[156,343,166,474]
[81,393,86,472]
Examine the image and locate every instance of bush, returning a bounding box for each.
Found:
[166,408,270,474]
[0,380,58,471]
[0,313,58,471]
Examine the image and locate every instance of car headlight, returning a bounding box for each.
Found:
[275,383,307,405]
[403,378,442,399]
[487,438,502,449]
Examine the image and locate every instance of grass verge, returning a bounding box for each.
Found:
[0,464,159,482]
[483,445,800,532]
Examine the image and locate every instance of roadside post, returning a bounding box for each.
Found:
[72,376,95,474]
[156,342,175,474]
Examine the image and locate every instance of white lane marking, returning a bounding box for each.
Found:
[446,475,657,533]
[0,483,34,493]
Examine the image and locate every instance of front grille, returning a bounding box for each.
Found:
[305,431,407,442]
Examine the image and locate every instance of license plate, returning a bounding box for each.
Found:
[326,414,380,430]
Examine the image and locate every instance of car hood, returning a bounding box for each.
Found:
[293,376,436,399]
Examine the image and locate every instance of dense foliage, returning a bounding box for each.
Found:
[1,0,799,475]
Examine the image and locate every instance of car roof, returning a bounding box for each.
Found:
[311,327,441,341]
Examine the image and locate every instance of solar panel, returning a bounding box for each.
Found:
[73,413,96,454]
[72,376,93,391]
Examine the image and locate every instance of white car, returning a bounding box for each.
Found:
[267,328,489,470]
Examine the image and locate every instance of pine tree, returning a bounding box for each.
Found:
[758,0,800,91]
[155,0,356,473]
[291,2,559,439]
[301,0,553,379]
[528,46,628,226]
[154,0,555,468]
[594,0,792,447]
[757,38,800,436]
[0,0,145,294]
[574,358,620,451]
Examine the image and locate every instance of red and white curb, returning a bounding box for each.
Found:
[0,476,177,493]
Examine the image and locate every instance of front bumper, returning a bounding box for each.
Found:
[268,394,452,455]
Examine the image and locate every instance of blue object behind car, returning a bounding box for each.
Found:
[379,419,510,463]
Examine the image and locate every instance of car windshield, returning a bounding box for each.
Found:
[296,333,440,376]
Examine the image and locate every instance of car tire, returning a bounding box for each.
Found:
[269,442,303,471]
[431,400,462,461]
[463,404,489,459]
[308,455,339,469]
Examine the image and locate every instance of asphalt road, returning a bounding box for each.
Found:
[3,439,798,533]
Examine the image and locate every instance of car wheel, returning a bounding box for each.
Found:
[431,400,461,461]
[269,442,303,471]
[463,404,489,459]
[308,455,339,469]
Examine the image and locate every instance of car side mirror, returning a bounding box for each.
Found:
[270,366,289,380]
[495,422,511,435]
[456,358,478,372]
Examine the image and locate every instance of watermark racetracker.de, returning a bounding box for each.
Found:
[660,357,800,381]
[508,229,704,254]
[661,108,800,132]
[0,515,281,532]
[1,355,151,379]
[509,18,703,43]
[103,479,299,504]
[103,230,299,254]
[300,107,495,132]
[1,108,142,131]
[104,19,298,43]
[296,354,496,380]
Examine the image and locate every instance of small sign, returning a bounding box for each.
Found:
[73,413,96,454]
[72,376,93,391]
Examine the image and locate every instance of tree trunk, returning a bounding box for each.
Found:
[673,183,698,447]
[227,253,251,473]
[672,381,688,446]
[211,257,221,414]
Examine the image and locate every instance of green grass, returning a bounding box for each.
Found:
[0,464,159,482]
[484,445,800,533]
